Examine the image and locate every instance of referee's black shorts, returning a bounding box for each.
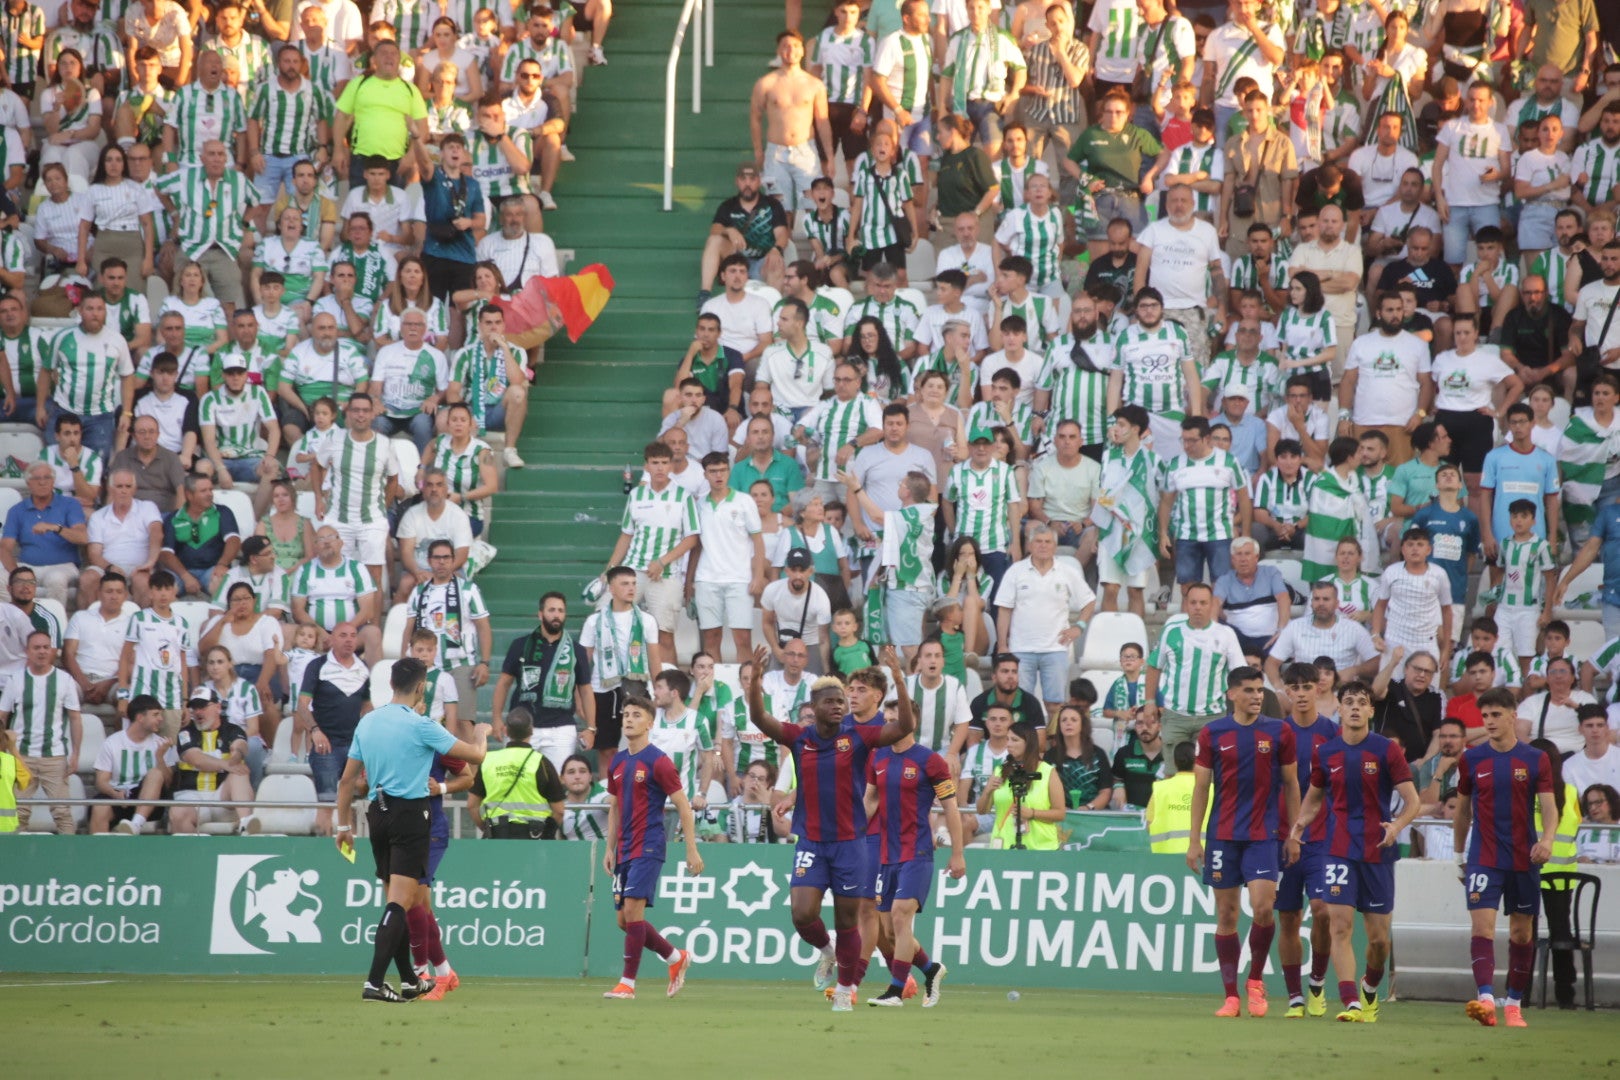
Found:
[366,796,433,882]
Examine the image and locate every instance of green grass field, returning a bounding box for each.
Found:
[2,975,1616,1078]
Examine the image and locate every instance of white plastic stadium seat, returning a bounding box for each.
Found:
[1568,621,1609,668]
[905,240,936,284]
[369,659,399,708]
[73,715,105,779]
[817,286,854,317]
[1079,612,1147,671]
[213,488,255,538]
[382,603,410,659]
[254,773,318,835]
[1265,556,1307,600]
[172,600,213,636]
[392,438,422,489]
[896,286,927,314]
[0,485,19,520]
[1081,668,1123,705]
[743,280,782,307]
[0,428,43,464]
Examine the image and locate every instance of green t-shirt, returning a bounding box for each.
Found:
[1069,124,1163,190]
[939,629,966,681]
[934,146,996,219]
[1389,458,1468,512]
[832,639,876,678]
[730,452,804,512]
[336,73,428,159]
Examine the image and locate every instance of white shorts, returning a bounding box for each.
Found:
[1144,410,1186,458]
[1495,606,1540,659]
[637,570,684,634]
[527,724,579,773]
[175,788,232,824]
[695,580,753,630]
[331,520,390,566]
[1098,551,1150,588]
[762,141,819,212]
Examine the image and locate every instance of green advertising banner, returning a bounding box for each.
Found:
[584,844,1310,993]
[0,837,596,977]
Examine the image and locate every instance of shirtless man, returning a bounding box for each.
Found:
[751,30,835,213]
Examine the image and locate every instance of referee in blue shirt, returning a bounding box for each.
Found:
[336,657,490,1002]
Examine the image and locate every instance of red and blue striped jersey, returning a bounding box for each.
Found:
[1308,732,1412,862]
[781,718,887,842]
[608,745,683,862]
[855,712,885,838]
[428,755,466,831]
[1196,715,1297,842]
[867,744,955,864]
[1457,741,1553,871]
[1283,714,1339,844]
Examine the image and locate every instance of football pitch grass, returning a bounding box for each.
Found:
[2,974,1616,1078]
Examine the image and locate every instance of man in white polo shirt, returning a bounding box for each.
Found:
[692,452,767,663]
[995,524,1097,719]
[80,469,164,606]
[1132,173,1228,368]
[64,570,134,706]
[755,298,835,422]
[1336,290,1433,465]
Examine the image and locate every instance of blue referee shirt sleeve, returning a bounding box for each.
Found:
[417,716,457,755]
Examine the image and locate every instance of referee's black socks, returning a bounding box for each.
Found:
[370,902,412,987]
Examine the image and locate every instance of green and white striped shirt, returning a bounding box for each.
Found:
[1459,259,1520,310]
[316,432,400,525]
[620,480,700,572]
[95,730,162,793]
[209,564,291,614]
[812,27,872,106]
[254,238,327,307]
[1149,615,1246,715]
[560,781,609,840]
[1252,466,1314,523]
[801,395,881,482]
[406,578,490,668]
[377,0,436,50]
[1202,351,1280,416]
[1333,573,1376,618]
[1497,535,1554,609]
[844,294,920,351]
[650,707,713,800]
[0,666,80,758]
[1002,292,1060,350]
[281,338,371,405]
[850,164,914,250]
[249,76,326,158]
[1529,248,1574,312]
[40,444,105,498]
[993,206,1064,290]
[1089,0,1141,83]
[946,459,1022,553]
[200,383,275,458]
[803,206,850,257]
[429,435,491,521]
[292,556,375,631]
[379,297,451,346]
[1277,306,1337,373]
[334,243,391,303]
[1160,141,1221,214]
[163,83,248,165]
[468,128,533,204]
[1041,331,1114,444]
[871,30,930,114]
[959,742,1008,803]
[1572,138,1620,209]
[501,34,573,82]
[965,398,1034,445]
[1,5,45,86]
[1163,449,1247,541]
[203,32,271,91]
[1114,321,1191,415]
[1229,251,1289,295]
[154,167,252,261]
[44,326,134,416]
[940,26,1025,110]
[124,608,196,708]
[215,676,263,733]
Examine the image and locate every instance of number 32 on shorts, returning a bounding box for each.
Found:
[1325,862,1350,886]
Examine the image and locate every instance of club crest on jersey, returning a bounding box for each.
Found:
[1256,738,1272,754]
[903,764,918,780]
[1363,760,1380,775]
[1514,767,1528,782]
[836,737,852,753]
[634,766,647,783]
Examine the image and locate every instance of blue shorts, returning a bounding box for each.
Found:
[418,834,449,885]
[613,856,663,909]
[1322,857,1395,914]
[1276,841,1325,912]
[1203,838,1281,888]
[1464,864,1541,916]
[876,858,935,912]
[793,838,873,898]
[484,401,507,431]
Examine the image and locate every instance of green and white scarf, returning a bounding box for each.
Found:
[1091,446,1157,577]
[1559,407,1620,530]
[883,504,934,590]
[530,630,577,709]
[590,606,648,690]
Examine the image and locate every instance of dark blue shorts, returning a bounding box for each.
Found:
[418,834,449,885]
[1276,841,1325,912]
[1203,838,1281,887]
[1465,864,1541,916]
[876,858,934,912]
[793,838,873,898]
[613,857,663,909]
[1322,857,1396,914]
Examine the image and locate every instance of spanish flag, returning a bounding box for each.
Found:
[498,264,616,350]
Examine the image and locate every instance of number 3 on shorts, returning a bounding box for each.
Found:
[1209,849,1223,870]
[794,850,816,871]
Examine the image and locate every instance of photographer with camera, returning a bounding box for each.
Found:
[981,719,1066,850]
[467,708,567,839]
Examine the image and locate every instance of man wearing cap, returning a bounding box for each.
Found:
[199,355,282,515]
[169,684,259,835]
[760,548,833,673]
[208,535,291,619]
[698,165,792,303]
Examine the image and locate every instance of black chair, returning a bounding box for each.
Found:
[1535,872,1601,1010]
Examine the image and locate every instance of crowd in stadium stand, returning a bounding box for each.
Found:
[0,0,603,834]
[6,0,1620,869]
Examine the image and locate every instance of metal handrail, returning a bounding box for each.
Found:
[663,0,716,211]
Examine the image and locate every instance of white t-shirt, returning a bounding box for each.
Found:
[578,604,661,693]
[755,341,836,409]
[1574,281,1620,353]
[996,558,1096,654]
[1264,404,1331,443]
[396,501,475,565]
[976,349,1044,408]
[1514,148,1573,206]
[1348,145,1421,211]
[1436,117,1511,207]
[1430,346,1515,412]
[1368,199,1441,253]
[759,579,832,644]
[700,292,773,356]
[1136,217,1222,310]
[65,606,134,680]
[1377,562,1452,646]
[934,242,996,305]
[215,613,284,668]
[87,499,164,571]
[694,490,763,584]
[1563,745,1620,799]
[1515,690,1598,756]
[1344,330,1432,425]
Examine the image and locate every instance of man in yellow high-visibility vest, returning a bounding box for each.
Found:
[1146,742,1208,853]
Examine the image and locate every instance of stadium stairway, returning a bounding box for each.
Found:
[476,0,783,708]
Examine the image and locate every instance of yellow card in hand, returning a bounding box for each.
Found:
[338,840,357,864]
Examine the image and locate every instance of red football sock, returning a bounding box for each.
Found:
[1362,963,1384,990]
[426,910,447,967]
[834,927,862,988]
[911,946,931,970]
[1506,941,1534,999]
[1215,933,1241,998]
[855,958,870,984]
[888,957,912,986]
[797,918,831,950]
[1339,980,1357,1006]
[644,923,675,961]
[1309,951,1330,982]
[406,904,431,969]
[1283,963,1302,998]
[1246,922,1275,982]
[879,945,895,965]
[1470,935,1496,996]
[622,921,647,981]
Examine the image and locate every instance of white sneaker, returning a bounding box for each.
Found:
[113,820,137,835]
[237,816,262,835]
[503,446,526,468]
[589,45,606,65]
[538,190,558,211]
[812,947,837,991]
[559,143,576,162]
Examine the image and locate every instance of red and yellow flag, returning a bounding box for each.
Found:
[498,263,617,349]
